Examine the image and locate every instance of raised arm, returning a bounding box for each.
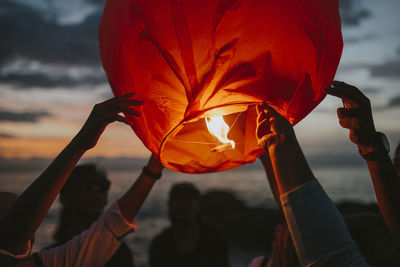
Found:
[256,103,368,267]
[0,93,142,254]
[259,151,281,208]
[256,104,314,195]
[326,81,400,243]
[39,154,163,267]
[118,154,164,222]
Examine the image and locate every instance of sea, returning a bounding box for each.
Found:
[0,162,376,267]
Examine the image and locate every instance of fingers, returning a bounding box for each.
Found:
[105,114,130,125]
[94,94,143,118]
[261,102,281,117]
[337,107,359,118]
[257,109,268,124]
[97,93,142,109]
[325,81,370,107]
[338,118,359,129]
[256,118,271,139]
[100,93,135,105]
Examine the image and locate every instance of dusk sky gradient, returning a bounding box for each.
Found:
[0,0,399,164]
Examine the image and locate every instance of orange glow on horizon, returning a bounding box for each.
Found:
[0,136,149,159]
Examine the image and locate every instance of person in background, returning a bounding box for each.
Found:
[0,93,164,266]
[149,182,230,267]
[256,102,368,266]
[247,211,300,267]
[247,153,300,267]
[47,164,134,266]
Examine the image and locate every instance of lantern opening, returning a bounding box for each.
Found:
[160,105,264,173]
[205,116,235,152]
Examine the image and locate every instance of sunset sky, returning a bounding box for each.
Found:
[0,0,399,162]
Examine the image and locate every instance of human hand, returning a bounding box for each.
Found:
[326,81,376,152]
[256,103,295,149]
[72,93,143,151]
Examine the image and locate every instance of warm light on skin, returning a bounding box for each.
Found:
[205,116,235,150]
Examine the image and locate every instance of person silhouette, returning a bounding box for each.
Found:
[48,164,134,266]
[0,94,164,266]
[149,182,229,267]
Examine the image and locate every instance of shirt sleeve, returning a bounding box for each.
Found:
[38,200,137,267]
[280,179,369,267]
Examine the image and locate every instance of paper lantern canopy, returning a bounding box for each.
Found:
[99,0,343,173]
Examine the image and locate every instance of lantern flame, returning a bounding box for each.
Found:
[205,116,235,152]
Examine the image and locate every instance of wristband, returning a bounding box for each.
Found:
[142,166,162,180]
[359,132,390,161]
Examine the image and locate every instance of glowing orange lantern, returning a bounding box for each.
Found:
[99,0,343,173]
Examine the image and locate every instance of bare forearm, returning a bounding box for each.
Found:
[118,174,156,222]
[0,138,86,252]
[268,135,315,195]
[260,152,281,206]
[365,154,400,243]
[118,157,162,222]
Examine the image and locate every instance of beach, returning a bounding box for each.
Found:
[0,159,376,267]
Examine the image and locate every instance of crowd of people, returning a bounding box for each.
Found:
[0,81,399,266]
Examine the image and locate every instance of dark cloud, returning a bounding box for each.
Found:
[0,109,50,122]
[0,72,107,88]
[388,96,400,107]
[339,0,371,26]
[344,33,377,44]
[362,87,380,94]
[369,44,400,80]
[0,133,16,138]
[369,60,400,80]
[0,1,101,67]
[86,0,106,5]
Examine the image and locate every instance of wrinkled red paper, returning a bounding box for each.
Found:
[99,0,343,173]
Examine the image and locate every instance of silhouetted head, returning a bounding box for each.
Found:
[168,182,200,225]
[55,164,110,243]
[60,164,110,219]
[394,142,400,176]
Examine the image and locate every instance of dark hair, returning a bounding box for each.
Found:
[55,164,110,243]
[169,182,200,202]
[60,164,110,196]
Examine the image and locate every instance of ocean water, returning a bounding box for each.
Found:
[0,163,376,267]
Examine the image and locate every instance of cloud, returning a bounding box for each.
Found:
[0,72,107,89]
[339,0,371,26]
[86,0,106,5]
[0,133,16,138]
[368,44,400,80]
[388,96,400,107]
[0,1,101,67]
[369,60,400,80]
[0,109,50,122]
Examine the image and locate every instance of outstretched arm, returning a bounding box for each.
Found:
[39,154,163,267]
[256,104,314,195]
[258,151,282,208]
[326,81,400,243]
[256,103,368,267]
[0,93,142,254]
[118,154,164,222]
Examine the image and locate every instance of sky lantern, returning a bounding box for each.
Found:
[99,0,343,173]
